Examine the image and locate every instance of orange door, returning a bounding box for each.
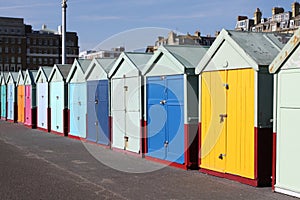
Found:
[17,85,25,123]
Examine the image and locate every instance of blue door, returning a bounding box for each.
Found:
[87,80,109,145]
[69,83,86,138]
[146,75,184,164]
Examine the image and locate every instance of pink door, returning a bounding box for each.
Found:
[25,85,32,125]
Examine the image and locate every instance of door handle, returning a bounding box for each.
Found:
[219,114,227,123]
[219,153,226,160]
[160,100,166,105]
[95,100,98,104]
[164,141,169,147]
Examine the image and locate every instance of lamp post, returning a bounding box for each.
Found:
[62,0,67,64]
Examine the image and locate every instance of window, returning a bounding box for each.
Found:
[11,57,15,63]
[33,58,36,64]
[17,38,21,44]
[5,47,8,53]
[39,58,42,64]
[4,38,8,43]
[27,57,30,64]
[0,47,2,53]
[18,47,21,54]
[27,38,30,44]
[38,39,42,45]
[17,57,21,63]
[11,38,15,44]
[11,47,15,53]
[44,58,47,64]
[49,39,53,46]
[27,48,30,54]
[33,39,36,45]
[5,56,9,63]
[0,57,2,63]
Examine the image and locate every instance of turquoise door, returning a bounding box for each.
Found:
[50,82,64,133]
[69,83,86,138]
[1,85,7,118]
[7,84,14,120]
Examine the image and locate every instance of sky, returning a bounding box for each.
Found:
[0,0,296,52]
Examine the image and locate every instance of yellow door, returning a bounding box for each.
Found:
[226,68,255,179]
[201,68,255,179]
[17,85,25,123]
[201,70,227,173]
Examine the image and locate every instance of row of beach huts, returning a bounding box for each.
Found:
[1,29,300,198]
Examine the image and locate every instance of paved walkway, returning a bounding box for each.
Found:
[0,120,297,200]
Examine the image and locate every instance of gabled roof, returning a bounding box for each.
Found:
[77,59,92,73]
[35,66,53,82]
[48,64,72,82]
[269,28,300,73]
[142,45,208,75]
[108,52,153,78]
[16,70,25,86]
[96,58,116,73]
[84,58,116,80]
[195,29,291,74]
[1,72,9,85]
[66,59,92,83]
[7,72,19,84]
[24,69,38,85]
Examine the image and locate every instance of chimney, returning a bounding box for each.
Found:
[292,2,300,17]
[194,30,201,37]
[272,7,284,15]
[254,8,262,25]
[237,16,248,21]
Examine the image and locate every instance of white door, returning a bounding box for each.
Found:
[37,83,48,129]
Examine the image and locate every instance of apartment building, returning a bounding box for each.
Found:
[0,17,79,72]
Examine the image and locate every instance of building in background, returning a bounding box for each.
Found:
[153,30,216,50]
[235,2,300,33]
[0,16,79,72]
[79,46,125,59]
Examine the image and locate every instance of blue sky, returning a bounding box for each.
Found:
[0,0,295,51]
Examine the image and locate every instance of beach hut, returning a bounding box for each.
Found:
[48,64,72,135]
[6,72,18,122]
[24,69,38,128]
[66,59,92,139]
[142,45,207,169]
[35,66,53,132]
[268,28,300,197]
[195,29,290,186]
[16,70,25,123]
[84,58,116,145]
[1,72,8,120]
[108,52,152,154]
[0,73,3,118]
